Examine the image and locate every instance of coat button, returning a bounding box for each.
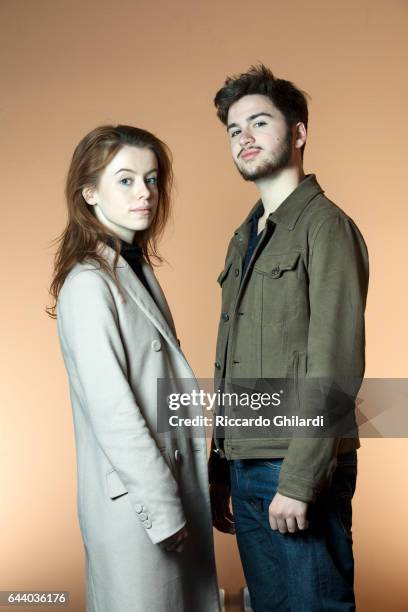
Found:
[151,339,161,351]
[221,313,229,322]
[214,362,221,370]
[135,504,143,513]
[144,519,152,529]
[271,266,280,276]
[175,449,181,462]
[234,268,240,277]
[139,512,147,521]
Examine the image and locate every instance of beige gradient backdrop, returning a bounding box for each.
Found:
[1,0,407,610]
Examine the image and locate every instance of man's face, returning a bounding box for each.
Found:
[227,94,293,181]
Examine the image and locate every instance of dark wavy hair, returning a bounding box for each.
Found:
[214,64,309,156]
[46,124,173,318]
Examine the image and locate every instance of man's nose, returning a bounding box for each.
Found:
[239,128,254,147]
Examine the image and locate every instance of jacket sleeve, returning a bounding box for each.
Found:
[277,213,369,503]
[57,269,186,544]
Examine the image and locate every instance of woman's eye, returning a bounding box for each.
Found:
[254,121,266,128]
[146,177,158,185]
[120,177,132,185]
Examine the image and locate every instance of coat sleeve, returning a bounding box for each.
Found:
[277,213,369,503]
[57,269,186,544]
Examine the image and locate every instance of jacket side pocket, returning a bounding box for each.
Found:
[106,468,128,500]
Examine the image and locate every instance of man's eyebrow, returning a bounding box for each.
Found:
[114,168,158,175]
[227,112,273,131]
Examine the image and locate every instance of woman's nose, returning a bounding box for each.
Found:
[136,181,150,199]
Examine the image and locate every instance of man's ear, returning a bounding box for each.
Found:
[294,122,307,151]
[82,186,97,206]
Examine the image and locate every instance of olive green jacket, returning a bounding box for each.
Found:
[211,174,369,503]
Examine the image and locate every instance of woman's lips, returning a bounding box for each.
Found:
[130,208,152,215]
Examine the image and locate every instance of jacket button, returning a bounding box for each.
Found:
[135,504,143,513]
[234,268,240,277]
[175,449,181,462]
[144,519,152,529]
[221,313,229,322]
[271,266,280,276]
[214,362,221,370]
[151,339,161,351]
[139,512,148,521]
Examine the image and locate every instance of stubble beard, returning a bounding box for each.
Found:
[236,129,293,182]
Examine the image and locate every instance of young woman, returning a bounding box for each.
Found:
[47,125,220,612]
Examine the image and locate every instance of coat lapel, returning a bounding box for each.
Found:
[140,262,177,337]
[98,243,181,354]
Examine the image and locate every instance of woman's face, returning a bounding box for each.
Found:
[82,145,159,243]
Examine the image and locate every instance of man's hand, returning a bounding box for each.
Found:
[210,483,235,534]
[159,526,188,552]
[269,492,309,534]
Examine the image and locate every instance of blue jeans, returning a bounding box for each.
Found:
[230,452,357,612]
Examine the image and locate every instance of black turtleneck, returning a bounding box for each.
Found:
[105,235,155,301]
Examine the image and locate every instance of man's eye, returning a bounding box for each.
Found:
[120,177,132,185]
[146,177,158,185]
[254,121,266,127]
[230,130,240,138]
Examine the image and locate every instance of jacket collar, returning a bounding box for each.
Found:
[237,174,324,238]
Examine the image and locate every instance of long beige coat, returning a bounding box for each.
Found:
[56,242,220,612]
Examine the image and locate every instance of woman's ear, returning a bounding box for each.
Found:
[82,186,97,205]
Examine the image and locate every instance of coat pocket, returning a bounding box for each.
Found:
[105,447,177,501]
[106,468,128,500]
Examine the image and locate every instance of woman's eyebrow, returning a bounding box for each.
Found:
[114,167,135,174]
[114,167,158,175]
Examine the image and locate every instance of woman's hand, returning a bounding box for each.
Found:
[159,526,188,553]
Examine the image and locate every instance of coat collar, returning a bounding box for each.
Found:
[96,242,181,354]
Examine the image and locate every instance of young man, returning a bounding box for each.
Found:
[209,65,369,611]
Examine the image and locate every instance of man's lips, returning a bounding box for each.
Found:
[240,148,261,160]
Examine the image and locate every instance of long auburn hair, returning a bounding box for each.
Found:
[46,124,173,319]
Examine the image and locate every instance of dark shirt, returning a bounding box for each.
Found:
[242,202,265,277]
[105,235,155,300]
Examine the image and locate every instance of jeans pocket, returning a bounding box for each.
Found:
[257,458,284,471]
[249,497,264,513]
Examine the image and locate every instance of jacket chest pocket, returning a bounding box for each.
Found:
[217,260,239,311]
[254,251,301,324]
